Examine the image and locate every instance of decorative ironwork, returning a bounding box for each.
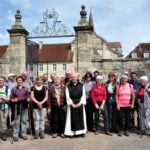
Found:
[29,9,74,38]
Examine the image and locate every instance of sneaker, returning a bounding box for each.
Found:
[52,133,58,138]
[124,131,130,136]
[2,132,7,141]
[34,131,39,139]
[95,130,99,135]
[105,131,113,136]
[39,131,45,139]
[20,135,28,140]
[13,137,19,142]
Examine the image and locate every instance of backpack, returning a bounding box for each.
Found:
[12,86,28,97]
[5,85,8,96]
[118,83,132,90]
[0,86,9,109]
[118,83,133,104]
[32,85,48,93]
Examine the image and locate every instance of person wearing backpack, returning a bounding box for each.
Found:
[116,74,135,136]
[129,72,140,129]
[10,76,29,141]
[91,75,112,136]
[0,76,11,141]
[105,72,117,132]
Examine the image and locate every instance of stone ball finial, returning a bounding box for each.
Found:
[81,5,85,10]
[16,9,20,14]
[80,5,87,18]
[15,9,22,21]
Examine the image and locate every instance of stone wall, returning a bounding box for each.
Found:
[92,58,150,80]
[8,33,27,75]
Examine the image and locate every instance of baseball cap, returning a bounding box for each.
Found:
[8,73,16,77]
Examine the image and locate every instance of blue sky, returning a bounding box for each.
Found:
[0,0,150,56]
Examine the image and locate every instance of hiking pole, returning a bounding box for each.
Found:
[19,102,23,140]
[28,100,33,140]
[8,105,13,143]
[11,103,17,144]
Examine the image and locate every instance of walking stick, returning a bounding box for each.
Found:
[11,103,17,144]
[19,102,23,139]
[28,100,33,140]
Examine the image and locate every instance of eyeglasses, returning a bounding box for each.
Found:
[86,76,91,78]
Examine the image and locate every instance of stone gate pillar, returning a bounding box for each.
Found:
[7,10,29,75]
[73,5,93,76]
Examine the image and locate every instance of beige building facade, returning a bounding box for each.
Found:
[0,5,149,80]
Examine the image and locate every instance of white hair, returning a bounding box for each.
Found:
[121,74,128,79]
[96,75,103,80]
[140,76,148,82]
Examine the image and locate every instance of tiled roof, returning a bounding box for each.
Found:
[0,45,7,58]
[38,43,73,62]
[107,42,122,48]
[126,43,150,58]
[0,43,73,63]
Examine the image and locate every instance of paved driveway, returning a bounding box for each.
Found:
[1,131,150,150]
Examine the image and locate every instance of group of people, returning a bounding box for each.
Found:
[0,70,150,142]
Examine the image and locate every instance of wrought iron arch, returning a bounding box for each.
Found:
[28,9,74,39]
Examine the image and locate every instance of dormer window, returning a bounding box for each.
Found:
[131,53,137,58]
[143,52,149,58]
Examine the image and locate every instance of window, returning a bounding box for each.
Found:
[39,64,43,71]
[29,64,33,71]
[143,52,149,58]
[131,53,137,58]
[63,64,67,71]
[53,64,57,71]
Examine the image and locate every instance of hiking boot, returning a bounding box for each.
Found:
[34,131,39,139]
[139,130,145,138]
[80,134,85,138]
[13,137,19,142]
[105,131,113,136]
[124,131,130,136]
[20,135,28,140]
[118,131,123,137]
[95,130,99,135]
[2,132,7,141]
[60,133,65,138]
[52,133,58,138]
[39,131,45,139]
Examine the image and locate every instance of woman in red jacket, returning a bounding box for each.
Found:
[91,75,112,136]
